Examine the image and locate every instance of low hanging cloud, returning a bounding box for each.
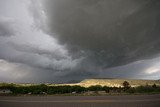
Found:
[43,0,160,68]
[0,59,66,83]
[0,59,32,83]
[0,0,84,83]
[0,31,82,72]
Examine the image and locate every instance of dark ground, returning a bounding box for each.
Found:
[0,94,160,107]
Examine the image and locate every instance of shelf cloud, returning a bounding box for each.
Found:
[0,0,160,83]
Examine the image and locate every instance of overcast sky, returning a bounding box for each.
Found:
[0,0,160,83]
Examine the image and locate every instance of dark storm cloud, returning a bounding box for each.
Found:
[44,0,160,68]
[0,0,160,83]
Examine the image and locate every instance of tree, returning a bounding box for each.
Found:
[122,81,130,90]
[152,84,157,88]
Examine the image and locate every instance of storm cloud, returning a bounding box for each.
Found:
[0,0,160,83]
[43,0,160,68]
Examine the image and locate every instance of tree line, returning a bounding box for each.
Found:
[0,81,160,95]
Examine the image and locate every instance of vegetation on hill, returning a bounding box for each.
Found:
[0,81,160,95]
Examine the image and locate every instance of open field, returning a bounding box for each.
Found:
[0,94,160,107]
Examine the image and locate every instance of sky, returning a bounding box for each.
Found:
[0,0,160,83]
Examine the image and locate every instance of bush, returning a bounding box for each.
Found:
[135,86,158,93]
[88,85,103,91]
[125,88,135,94]
[103,86,110,93]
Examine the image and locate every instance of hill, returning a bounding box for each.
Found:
[1,79,160,88]
[64,79,160,87]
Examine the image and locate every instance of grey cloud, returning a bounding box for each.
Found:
[99,57,160,80]
[11,43,69,60]
[0,42,81,72]
[0,40,83,83]
[0,0,160,83]
[0,59,65,83]
[43,0,160,68]
[0,59,40,83]
[0,19,16,37]
[0,0,82,79]
[29,0,48,32]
